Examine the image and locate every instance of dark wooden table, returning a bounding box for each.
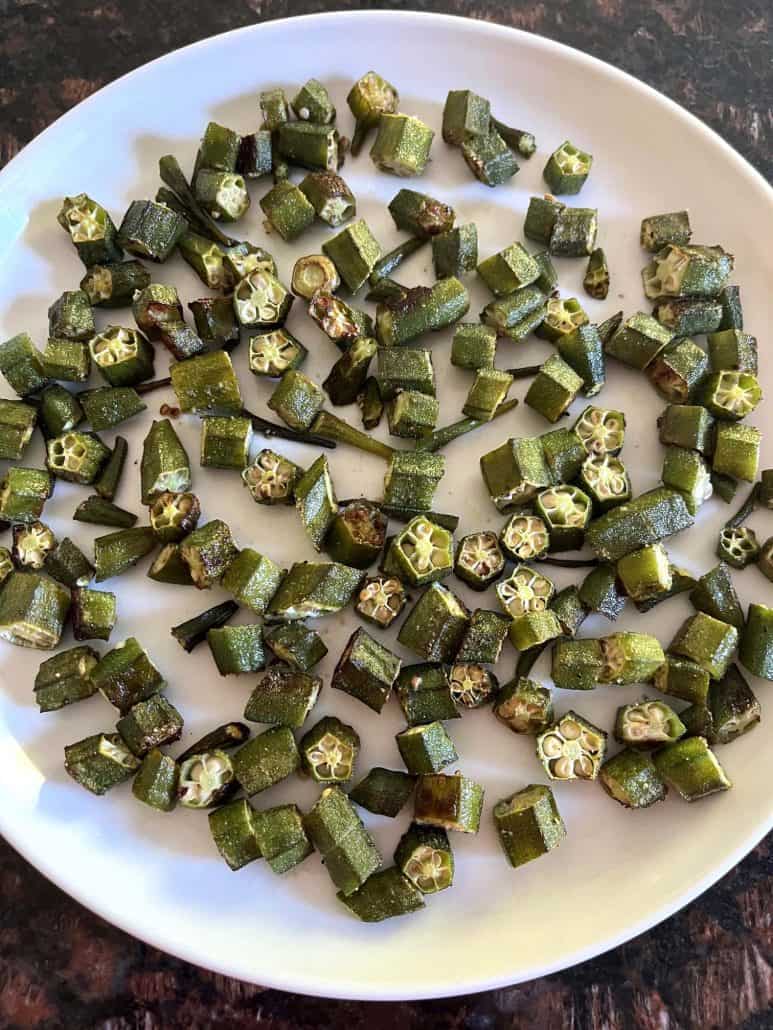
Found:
[1,3,771,1027]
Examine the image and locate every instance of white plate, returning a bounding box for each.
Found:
[0,10,771,1002]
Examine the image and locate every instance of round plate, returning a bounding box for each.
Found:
[0,10,771,1002]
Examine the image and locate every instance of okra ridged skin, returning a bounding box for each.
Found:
[739,603,773,681]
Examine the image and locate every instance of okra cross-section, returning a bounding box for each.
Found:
[355,575,406,629]
[615,699,685,749]
[58,193,122,266]
[448,663,498,708]
[642,243,733,300]
[395,823,453,894]
[599,631,665,685]
[242,449,301,506]
[332,627,401,713]
[301,716,360,784]
[304,786,382,896]
[536,711,606,781]
[494,677,554,734]
[493,784,566,868]
[454,531,504,590]
[535,485,591,551]
[496,564,554,619]
[543,139,592,194]
[178,749,236,809]
[393,516,453,587]
[499,512,550,562]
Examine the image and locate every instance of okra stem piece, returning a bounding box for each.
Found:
[178,722,250,762]
[311,411,393,460]
[490,117,536,157]
[370,237,426,284]
[140,419,191,504]
[158,154,237,246]
[171,600,238,653]
[414,398,519,455]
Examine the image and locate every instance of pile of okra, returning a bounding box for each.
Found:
[0,74,770,924]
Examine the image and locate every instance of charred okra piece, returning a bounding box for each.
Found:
[149,491,200,544]
[414,773,483,834]
[299,171,356,226]
[480,437,550,513]
[494,677,553,735]
[384,451,445,512]
[301,716,360,784]
[326,501,386,569]
[599,631,665,685]
[670,612,738,680]
[392,516,453,587]
[178,750,236,809]
[34,645,98,712]
[376,278,469,348]
[293,454,337,551]
[717,526,759,569]
[170,350,242,415]
[370,113,434,176]
[454,531,504,591]
[661,445,712,515]
[535,485,591,551]
[642,243,733,300]
[462,127,518,186]
[131,282,183,340]
[253,804,313,875]
[578,564,626,621]
[259,180,315,241]
[268,561,363,619]
[117,694,183,758]
[268,370,325,432]
[615,698,685,748]
[702,370,762,420]
[583,247,609,299]
[305,786,382,896]
[657,404,715,455]
[708,664,760,743]
[654,736,731,801]
[38,385,84,438]
[236,130,273,178]
[388,189,454,239]
[617,543,672,602]
[199,416,252,470]
[71,586,116,641]
[0,467,54,524]
[450,323,496,370]
[0,571,69,649]
[265,619,328,671]
[170,599,237,653]
[398,583,470,663]
[179,520,238,590]
[278,121,340,172]
[11,521,56,570]
[537,710,606,781]
[690,562,744,629]
[543,139,592,194]
[117,199,186,260]
[58,193,122,265]
[73,496,136,529]
[322,219,381,292]
[739,603,773,680]
[607,312,673,370]
[90,637,165,714]
[499,512,549,563]
[244,666,321,728]
[585,487,693,562]
[188,296,240,349]
[0,333,49,397]
[477,243,539,297]
[232,726,300,797]
[654,297,722,337]
[242,449,301,506]
[221,548,283,616]
[332,627,401,713]
[351,768,415,819]
[140,420,191,504]
[292,254,339,299]
[448,663,498,708]
[599,750,667,809]
[708,329,757,373]
[45,537,94,589]
[648,339,709,403]
[64,733,139,795]
[432,224,477,279]
[493,784,565,869]
[132,752,178,814]
[308,291,372,349]
[640,210,692,252]
[208,799,261,871]
[347,71,399,154]
[396,663,459,727]
[712,422,761,484]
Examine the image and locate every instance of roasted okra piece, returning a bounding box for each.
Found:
[291,254,339,300]
[388,189,454,238]
[670,612,738,680]
[236,130,273,178]
[267,560,362,619]
[414,773,483,834]
[194,120,240,173]
[376,278,469,348]
[396,663,459,726]
[0,467,54,524]
[480,285,545,341]
[0,332,49,397]
[34,645,98,713]
[508,610,561,652]
[322,219,382,293]
[739,603,773,680]
[117,199,186,260]
[351,769,415,818]
[244,666,321,728]
[140,420,191,504]
[392,824,453,899]
[193,168,249,222]
[178,750,237,809]
[355,575,406,630]
[617,543,672,602]
[640,210,692,252]
[326,501,386,569]
[578,564,626,621]
[220,549,284,617]
[41,337,90,382]
[615,698,685,749]
[523,194,564,245]
[308,291,372,349]
[713,422,760,483]
[494,677,553,735]
[717,526,759,569]
[208,799,261,871]
[550,638,603,691]
[690,562,744,629]
[338,867,424,922]
[453,531,504,591]
[462,127,519,186]
[448,663,499,708]
[147,544,194,586]
[716,284,743,330]
[45,537,94,589]
[585,487,693,563]
[332,627,401,713]
[537,710,606,781]
[72,495,136,530]
[454,609,509,665]
[347,71,399,154]
[708,329,757,374]
[170,350,242,416]
[58,192,121,265]
[231,726,300,797]
[573,405,625,456]
[607,312,673,370]
[38,385,84,438]
[599,631,665,685]
[657,404,715,455]
[301,716,360,785]
[582,247,610,299]
[391,516,452,588]
[71,586,116,641]
[79,387,146,432]
[548,206,598,257]
[654,297,722,337]
[299,171,356,226]
[480,436,550,513]
[758,536,773,582]
[450,323,496,370]
[702,371,762,421]
[290,77,335,123]
[89,637,165,714]
[199,416,252,470]
[550,587,587,639]
[654,736,731,801]
[397,583,469,664]
[149,491,200,544]
[11,521,56,570]
[253,804,313,875]
[386,390,439,438]
[648,338,709,403]
[116,694,183,758]
[258,180,315,242]
[493,784,566,869]
[535,485,592,551]
[432,224,478,279]
[580,454,631,512]
[278,121,340,172]
[267,370,325,432]
[661,445,712,515]
[499,512,549,563]
[537,431,583,487]
[45,429,110,486]
[376,347,434,399]
[370,113,434,176]
[259,86,290,131]
[708,664,760,743]
[396,721,457,776]
[293,454,337,551]
[87,326,152,388]
[170,600,237,653]
[599,750,667,809]
[536,295,588,343]
[462,370,513,423]
[543,139,592,194]
[177,231,229,289]
[188,296,240,349]
[441,89,490,144]
[477,243,539,297]
[305,786,382,896]
[264,621,327,672]
[64,733,140,795]
[554,324,606,398]
[654,655,710,704]
[233,270,293,333]
[132,282,183,340]
[242,448,301,506]
[384,451,445,512]
[179,520,238,590]
[525,355,583,423]
[642,243,733,300]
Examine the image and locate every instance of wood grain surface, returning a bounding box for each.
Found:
[0,2,771,1027]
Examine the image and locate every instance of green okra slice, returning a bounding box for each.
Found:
[259,180,315,242]
[244,666,321,728]
[291,77,335,123]
[294,455,337,551]
[670,612,738,680]
[654,655,710,704]
[524,194,565,245]
[355,575,406,630]
[481,287,546,342]
[573,405,625,456]
[147,544,194,586]
[199,416,252,470]
[556,324,605,398]
[480,436,551,513]
[264,621,327,672]
[34,645,99,713]
[301,716,360,785]
[323,336,377,407]
[45,537,93,589]
[535,297,589,344]
[578,564,626,621]
[132,282,183,340]
[268,561,363,620]
[548,206,597,257]
[657,404,715,456]
[350,768,416,818]
[322,219,381,293]
[71,587,116,642]
[117,199,186,260]
[508,610,562,652]
[304,786,382,896]
[642,243,733,299]
[496,563,555,619]
[38,385,84,438]
[661,445,712,515]
[551,586,588,638]
[712,423,760,483]
[442,89,490,144]
[376,347,434,399]
[462,370,513,422]
[708,329,758,374]
[171,600,238,653]
[454,531,504,591]
[64,733,140,795]
[396,663,459,726]
[432,224,477,279]
[233,270,293,333]
[450,323,497,370]
[615,698,685,749]
[348,71,399,154]
[387,390,439,439]
[599,749,667,809]
[653,736,731,801]
[494,677,553,734]
[599,631,665,685]
[606,312,673,370]
[583,247,609,299]
[551,638,604,690]
[208,800,261,871]
[116,694,183,757]
[58,192,122,265]
[395,823,453,893]
[540,428,586,485]
[530,251,557,294]
[149,491,201,544]
[537,710,606,781]
[690,563,744,630]
[640,210,692,252]
[653,297,722,337]
[90,637,165,714]
[193,169,249,222]
[299,171,356,227]
[259,87,290,131]
[89,326,154,388]
[11,521,56,570]
[253,804,313,875]
[370,113,434,176]
[267,370,325,432]
[0,467,54,524]
[580,454,631,512]
[717,526,759,570]
[499,512,550,563]
[398,583,470,663]
[493,784,566,869]
[195,120,241,172]
[0,332,49,397]
[448,662,498,708]
[278,121,339,172]
[717,285,743,330]
[45,430,109,486]
[208,624,265,675]
[232,726,300,796]
[242,448,301,507]
[384,451,445,512]
[178,231,229,289]
[179,519,238,590]
[708,664,760,744]
[702,371,762,421]
[617,543,672,602]
[376,278,469,348]
[414,773,483,834]
[535,485,592,551]
[586,487,693,562]
[170,350,242,415]
[462,127,518,186]
[0,571,70,649]
[326,501,386,569]
[388,188,454,238]
[396,722,458,775]
[140,419,191,504]
[393,516,453,588]
[178,750,237,809]
[188,296,240,349]
[332,627,401,713]
[477,243,539,297]
[648,338,708,403]
[739,603,773,681]
[338,868,424,923]
[543,139,592,194]
[79,387,146,432]
[41,338,90,382]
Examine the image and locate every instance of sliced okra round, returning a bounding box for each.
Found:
[89,326,154,388]
[543,140,592,194]
[194,169,250,222]
[233,270,293,328]
[573,405,625,455]
[325,501,387,569]
[448,662,498,709]
[47,431,110,485]
[248,329,307,378]
[717,526,760,569]
[394,824,453,894]
[702,371,762,421]
[301,716,360,784]
[242,448,301,506]
[536,711,606,781]
[11,521,56,570]
[499,513,549,562]
[580,454,631,510]
[615,699,686,748]
[291,254,340,298]
[494,677,553,734]
[496,564,555,618]
[536,296,588,342]
[393,516,454,587]
[177,749,236,808]
[149,491,201,544]
[535,485,592,551]
[356,575,406,629]
[454,531,504,590]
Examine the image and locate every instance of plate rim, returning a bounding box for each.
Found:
[0,9,771,1001]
